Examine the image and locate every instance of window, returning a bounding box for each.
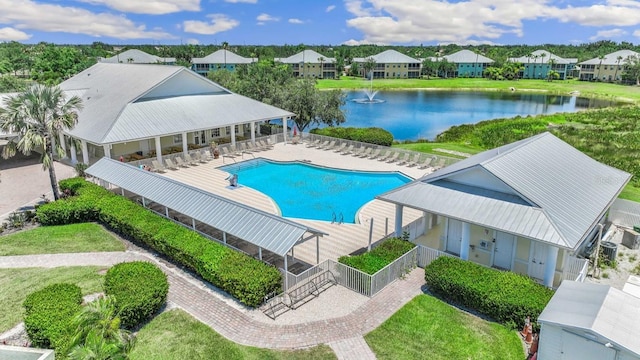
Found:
[173,135,182,144]
[235,125,240,133]
[211,128,220,137]
[225,126,231,135]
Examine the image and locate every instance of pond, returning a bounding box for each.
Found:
[341,90,620,141]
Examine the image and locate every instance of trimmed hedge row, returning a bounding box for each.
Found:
[23,283,82,354]
[37,178,282,308]
[310,127,394,147]
[424,256,554,329]
[338,238,415,275]
[104,261,169,329]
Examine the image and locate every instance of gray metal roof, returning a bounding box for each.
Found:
[579,49,640,65]
[192,50,257,65]
[378,132,631,249]
[59,63,294,144]
[86,158,325,257]
[99,49,176,64]
[353,50,420,64]
[442,50,494,64]
[538,281,640,356]
[275,50,335,64]
[508,50,575,65]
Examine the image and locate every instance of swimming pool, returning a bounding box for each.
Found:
[220,159,411,223]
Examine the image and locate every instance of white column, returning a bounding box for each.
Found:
[59,133,67,158]
[316,235,320,265]
[460,222,470,260]
[81,140,89,164]
[230,126,236,147]
[544,245,559,287]
[257,122,262,136]
[258,247,263,261]
[103,145,111,159]
[155,136,162,164]
[282,117,288,144]
[182,133,188,155]
[284,256,289,290]
[394,204,404,237]
[250,122,256,144]
[70,140,78,164]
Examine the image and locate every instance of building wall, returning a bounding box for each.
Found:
[192,63,239,75]
[291,63,337,79]
[579,65,626,82]
[456,63,489,77]
[538,324,637,360]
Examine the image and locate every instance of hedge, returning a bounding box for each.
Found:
[23,283,82,355]
[424,256,554,329]
[338,238,415,275]
[104,261,168,329]
[37,178,282,308]
[310,127,394,147]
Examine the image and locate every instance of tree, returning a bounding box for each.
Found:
[421,58,438,79]
[596,55,606,81]
[283,79,346,131]
[0,84,83,200]
[437,59,456,78]
[547,70,560,82]
[623,55,640,86]
[363,57,376,79]
[221,41,229,68]
[613,55,623,82]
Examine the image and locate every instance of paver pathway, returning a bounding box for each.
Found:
[0,250,425,356]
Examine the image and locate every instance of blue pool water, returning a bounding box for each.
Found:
[220,159,411,223]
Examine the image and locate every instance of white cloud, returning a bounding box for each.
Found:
[256,13,279,22]
[288,18,304,24]
[76,0,200,14]
[0,27,31,41]
[589,28,628,41]
[342,38,375,45]
[343,0,640,44]
[326,5,336,12]
[0,0,173,39]
[183,14,239,35]
[185,38,200,45]
[225,0,257,3]
[634,30,640,37]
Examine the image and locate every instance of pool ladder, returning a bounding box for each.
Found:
[331,211,344,225]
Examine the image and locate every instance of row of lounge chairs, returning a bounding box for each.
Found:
[305,138,447,170]
[150,150,213,172]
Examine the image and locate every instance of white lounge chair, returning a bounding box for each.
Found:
[184,153,199,166]
[406,154,422,167]
[418,157,435,169]
[333,143,348,153]
[306,139,321,148]
[368,149,382,159]
[174,157,190,168]
[378,151,394,161]
[432,158,447,171]
[385,152,400,163]
[164,158,179,170]
[319,140,336,150]
[340,145,355,155]
[151,160,166,173]
[356,147,372,158]
[395,153,411,165]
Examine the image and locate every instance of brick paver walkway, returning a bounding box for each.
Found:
[0,250,425,356]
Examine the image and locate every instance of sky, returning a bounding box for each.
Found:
[0,0,639,46]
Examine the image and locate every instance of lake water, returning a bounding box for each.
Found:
[341,90,619,140]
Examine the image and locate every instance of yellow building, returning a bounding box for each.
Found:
[275,50,337,79]
[578,49,639,82]
[353,50,421,79]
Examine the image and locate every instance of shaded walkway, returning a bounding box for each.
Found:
[0,250,424,354]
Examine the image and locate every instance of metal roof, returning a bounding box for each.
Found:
[579,49,640,65]
[538,281,640,356]
[378,132,631,249]
[442,50,494,64]
[59,63,293,144]
[86,158,325,257]
[99,49,176,64]
[353,50,420,64]
[508,50,575,65]
[192,50,257,65]
[275,50,335,64]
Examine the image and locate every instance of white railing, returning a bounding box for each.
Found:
[402,217,426,241]
[562,256,589,282]
[370,247,418,295]
[284,260,331,291]
[416,244,455,268]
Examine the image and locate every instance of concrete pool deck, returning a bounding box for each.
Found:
[162,142,430,266]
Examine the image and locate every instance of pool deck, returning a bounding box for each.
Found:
[162,142,430,266]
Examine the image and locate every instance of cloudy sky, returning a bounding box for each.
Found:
[0,0,639,45]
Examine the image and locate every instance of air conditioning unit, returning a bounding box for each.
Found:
[622,229,640,250]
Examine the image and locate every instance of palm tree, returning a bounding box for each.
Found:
[539,53,547,79]
[613,55,623,82]
[0,84,83,200]
[596,55,606,81]
[318,57,324,79]
[363,57,376,79]
[221,41,229,69]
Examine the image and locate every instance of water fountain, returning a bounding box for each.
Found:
[352,75,385,104]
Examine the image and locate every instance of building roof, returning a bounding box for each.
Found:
[441,50,494,64]
[508,50,575,65]
[538,281,640,356]
[86,158,325,257]
[58,63,294,144]
[377,132,630,249]
[578,49,640,65]
[275,50,335,64]
[99,49,175,64]
[353,50,421,64]
[191,50,257,65]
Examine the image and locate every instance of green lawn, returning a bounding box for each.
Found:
[0,266,105,333]
[393,142,484,158]
[0,223,125,256]
[318,77,640,103]
[365,295,524,360]
[130,309,336,360]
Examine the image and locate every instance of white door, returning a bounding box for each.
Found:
[446,219,462,255]
[493,232,515,270]
[529,241,547,280]
[561,331,616,360]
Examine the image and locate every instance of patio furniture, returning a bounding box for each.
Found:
[340,145,355,155]
[418,157,435,169]
[151,160,166,173]
[405,154,422,167]
[184,153,199,166]
[319,140,336,150]
[306,139,322,148]
[174,157,190,168]
[258,140,273,150]
[385,152,400,163]
[356,147,372,158]
[164,158,179,170]
[432,158,447,171]
[378,151,394,161]
[395,153,411,165]
[333,143,348,153]
[368,149,382,159]
[194,151,208,163]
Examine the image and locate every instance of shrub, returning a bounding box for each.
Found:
[23,283,82,354]
[339,238,415,275]
[310,127,394,146]
[424,256,554,329]
[37,178,281,308]
[104,261,168,329]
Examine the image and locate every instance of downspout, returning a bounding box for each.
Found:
[590,223,604,278]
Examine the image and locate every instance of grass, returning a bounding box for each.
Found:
[619,185,640,203]
[129,309,336,360]
[318,77,640,103]
[0,223,125,256]
[393,142,484,158]
[0,266,105,333]
[365,294,524,360]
